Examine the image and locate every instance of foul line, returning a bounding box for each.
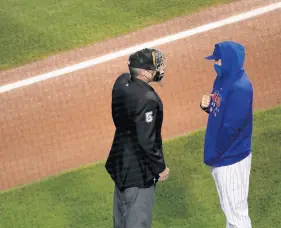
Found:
[1,2,281,93]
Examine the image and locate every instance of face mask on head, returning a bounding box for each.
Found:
[151,49,166,85]
[214,64,222,78]
[152,71,165,87]
[153,71,163,82]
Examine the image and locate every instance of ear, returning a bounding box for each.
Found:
[138,68,145,76]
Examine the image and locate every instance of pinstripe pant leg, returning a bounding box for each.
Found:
[211,153,252,228]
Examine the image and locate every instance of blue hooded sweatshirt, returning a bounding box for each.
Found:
[204,41,253,167]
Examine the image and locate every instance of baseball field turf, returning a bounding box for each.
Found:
[0,0,231,70]
[1,105,280,228]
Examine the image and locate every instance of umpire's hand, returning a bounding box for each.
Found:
[159,167,170,181]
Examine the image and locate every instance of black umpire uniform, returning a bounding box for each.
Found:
[105,48,167,228]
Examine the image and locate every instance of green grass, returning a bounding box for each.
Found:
[0,0,231,70]
[1,105,281,228]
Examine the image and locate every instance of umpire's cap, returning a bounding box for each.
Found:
[128,48,159,71]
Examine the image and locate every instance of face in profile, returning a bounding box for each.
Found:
[215,59,222,66]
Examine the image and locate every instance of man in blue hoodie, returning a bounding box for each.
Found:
[200,41,253,228]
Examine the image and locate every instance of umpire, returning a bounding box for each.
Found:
[105,48,170,228]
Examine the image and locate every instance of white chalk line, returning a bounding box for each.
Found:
[1,2,281,93]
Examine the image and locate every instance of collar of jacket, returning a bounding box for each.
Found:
[131,76,154,91]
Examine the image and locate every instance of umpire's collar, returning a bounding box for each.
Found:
[131,76,154,91]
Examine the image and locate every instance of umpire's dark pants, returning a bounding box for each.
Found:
[113,184,156,228]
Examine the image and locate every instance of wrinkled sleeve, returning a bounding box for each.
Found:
[217,89,252,151]
[135,99,166,175]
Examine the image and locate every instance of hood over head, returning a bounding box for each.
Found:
[205,41,246,83]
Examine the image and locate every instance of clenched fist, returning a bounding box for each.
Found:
[201,94,213,108]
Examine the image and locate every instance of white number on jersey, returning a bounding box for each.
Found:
[145,111,153,123]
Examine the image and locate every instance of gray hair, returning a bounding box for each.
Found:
[129,67,142,77]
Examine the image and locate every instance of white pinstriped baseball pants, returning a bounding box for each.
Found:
[211,153,252,228]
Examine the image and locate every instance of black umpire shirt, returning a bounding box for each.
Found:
[105,73,166,190]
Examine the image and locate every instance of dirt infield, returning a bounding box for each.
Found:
[1,0,281,190]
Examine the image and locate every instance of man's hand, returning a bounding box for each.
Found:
[159,167,170,181]
[201,94,213,108]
